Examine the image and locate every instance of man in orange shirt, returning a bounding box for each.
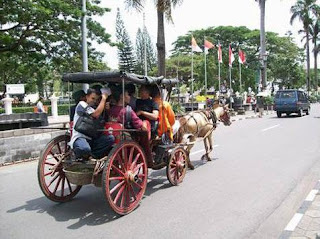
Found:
[151,86,176,141]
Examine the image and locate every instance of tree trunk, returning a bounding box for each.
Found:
[314,40,318,90]
[306,30,310,94]
[156,10,166,77]
[259,0,267,90]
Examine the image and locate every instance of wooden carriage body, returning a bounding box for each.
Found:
[37,72,188,215]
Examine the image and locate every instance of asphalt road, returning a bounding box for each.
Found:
[1,105,320,239]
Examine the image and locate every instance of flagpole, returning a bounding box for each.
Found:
[204,37,207,96]
[218,41,221,93]
[191,38,194,112]
[239,59,242,93]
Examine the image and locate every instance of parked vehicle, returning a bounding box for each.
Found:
[274,89,310,117]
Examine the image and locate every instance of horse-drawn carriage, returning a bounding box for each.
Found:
[37,72,189,215]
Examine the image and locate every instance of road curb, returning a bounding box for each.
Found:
[279,180,320,239]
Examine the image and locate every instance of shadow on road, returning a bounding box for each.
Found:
[5,159,210,229]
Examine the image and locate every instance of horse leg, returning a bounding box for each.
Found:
[186,143,194,170]
[201,137,210,161]
[207,132,214,161]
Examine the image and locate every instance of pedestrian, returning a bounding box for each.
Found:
[256,96,264,118]
[36,96,46,113]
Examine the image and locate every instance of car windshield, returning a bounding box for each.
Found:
[276,91,295,98]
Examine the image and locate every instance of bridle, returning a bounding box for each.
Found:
[219,108,231,125]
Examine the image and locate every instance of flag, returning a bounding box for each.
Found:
[229,45,235,67]
[191,36,202,53]
[218,43,222,63]
[204,39,215,54]
[239,49,246,64]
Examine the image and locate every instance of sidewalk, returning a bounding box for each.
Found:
[280,181,320,239]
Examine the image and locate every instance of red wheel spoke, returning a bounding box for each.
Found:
[113,184,126,205]
[170,163,176,167]
[128,184,137,201]
[110,180,125,195]
[45,162,55,166]
[57,143,62,154]
[115,154,125,172]
[133,163,144,174]
[132,180,143,190]
[120,186,126,208]
[111,165,125,176]
[128,147,135,167]
[49,150,59,162]
[66,177,73,194]
[48,172,60,187]
[130,153,141,170]
[109,176,124,181]
[122,147,128,168]
[44,171,52,177]
[53,176,62,195]
[61,176,65,197]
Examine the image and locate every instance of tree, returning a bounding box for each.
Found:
[290,0,318,94]
[135,27,157,75]
[309,17,320,89]
[255,0,267,90]
[170,26,306,92]
[0,0,112,94]
[125,0,183,77]
[116,8,136,72]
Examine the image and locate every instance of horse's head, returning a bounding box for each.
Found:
[214,104,232,126]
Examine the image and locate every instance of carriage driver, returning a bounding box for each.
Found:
[135,85,159,135]
[69,88,115,160]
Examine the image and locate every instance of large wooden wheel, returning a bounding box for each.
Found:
[37,134,81,202]
[166,147,188,186]
[102,141,148,215]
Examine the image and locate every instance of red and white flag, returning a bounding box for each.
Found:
[239,49,246,64]
[229,45,235,67]
[191,36,202,53]
[204,39,215,54]
[218,43,222,63]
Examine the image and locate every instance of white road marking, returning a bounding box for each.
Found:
[190,145,219,156]
[305,189,319,201]
[284,213,304,231]
[261,124,280,132]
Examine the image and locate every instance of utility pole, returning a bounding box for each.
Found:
[81,0,89,92]
[143,13,147,76]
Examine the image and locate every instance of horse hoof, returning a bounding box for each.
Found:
[207,157,212,161]
[188,164,195,170]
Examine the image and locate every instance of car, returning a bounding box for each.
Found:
[58,96,72,104]
[274,89,310,117]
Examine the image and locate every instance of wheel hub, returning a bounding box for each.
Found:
[176,161,185,172]
[124,171,135,183]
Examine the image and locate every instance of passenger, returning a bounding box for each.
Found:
[69,88,114,160]
[70,90,86,121]
[135,85,159,134]
[151,86,175,141]
[125,83,137,110]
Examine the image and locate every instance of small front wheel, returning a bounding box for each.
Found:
[166,147,188,186]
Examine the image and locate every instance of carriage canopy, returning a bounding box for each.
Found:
[62,71,179,86]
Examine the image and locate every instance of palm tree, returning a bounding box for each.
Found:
[290,0,318,94]
[125,0,183,77]
[255,0,267,90]
[309,18,319,89]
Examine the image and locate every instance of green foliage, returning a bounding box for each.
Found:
[169,26,306,92]
[171,101,185,115]
[0,0,112,94]
[264,96,274,105]
[116,8,136,72]
[135,27,157,75]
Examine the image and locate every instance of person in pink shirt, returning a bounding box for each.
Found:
[108,90,147,131]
